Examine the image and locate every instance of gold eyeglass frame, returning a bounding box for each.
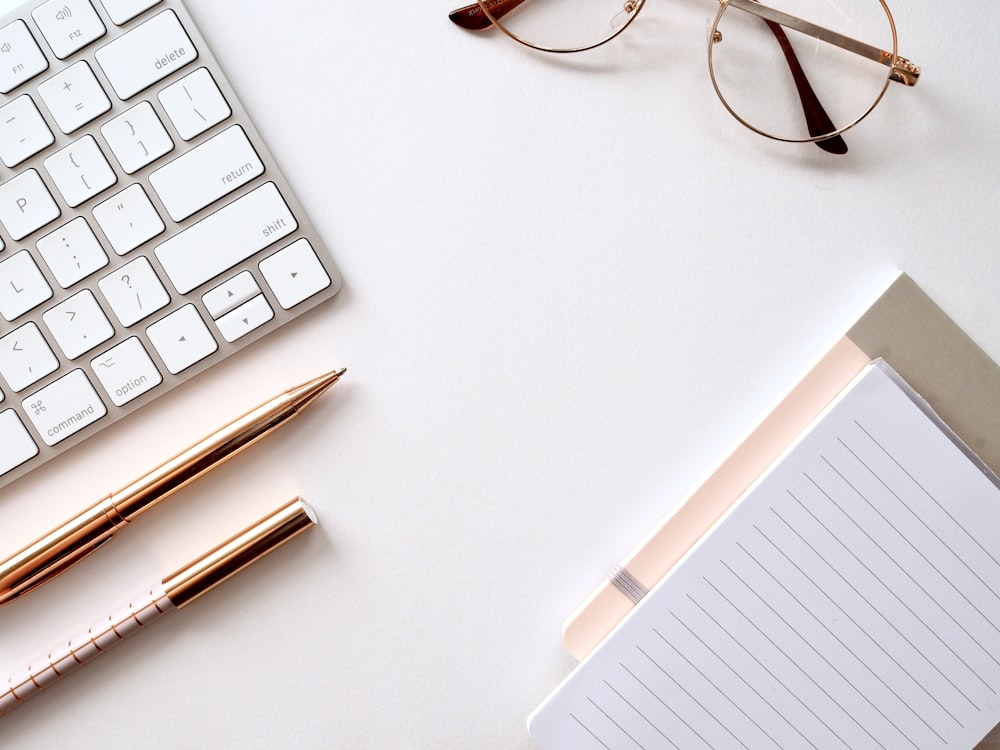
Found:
[449,0,921,150]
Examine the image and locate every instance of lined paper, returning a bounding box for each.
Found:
[530,362,1000,750]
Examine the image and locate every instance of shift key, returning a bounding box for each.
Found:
[155,182,297,294]
[95,10,197,100]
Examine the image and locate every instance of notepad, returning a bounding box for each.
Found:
[529,361,1000,750]
[563,274,1000,664]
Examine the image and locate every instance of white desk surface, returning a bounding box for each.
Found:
[1,1,998,747]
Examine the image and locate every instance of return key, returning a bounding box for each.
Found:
[149,125,264,222]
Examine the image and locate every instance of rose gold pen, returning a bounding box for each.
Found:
[0,496,317,717]
[0,369,345,607]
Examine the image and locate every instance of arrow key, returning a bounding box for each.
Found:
[259,238,330,310]
[146,303,216,374]
[214,294,273,343]
[202,270,260,319]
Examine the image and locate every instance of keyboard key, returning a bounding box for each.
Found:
[156,182,296,294]
[93,183,165,254]
[44,134,118,207]
[100,101,173,173]
[90,336,161,406]
[100,0,162,26]
[149,125,264,222]
[0,96,54,168]
[0,321,59,392]
[42,289,115,359]
[202,271,261,319]
[95,10,197,100]
[0,409,39,477]
[33,0,107,60]
[215,294,273,342]
[23,368,107,446]
[0,169,61,240]
[0,249,53,321]
[146,303,217,374]
[36,217,110,288]
[0,21,49,94]
[158,67,230,140]
[37,61,112,134]
[98,254,169,326]
[259,239,332,309]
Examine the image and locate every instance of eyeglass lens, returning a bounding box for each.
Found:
[711,0,894,142]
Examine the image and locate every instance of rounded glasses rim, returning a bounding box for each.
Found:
[476,0,648,53]
[706,0,899,144]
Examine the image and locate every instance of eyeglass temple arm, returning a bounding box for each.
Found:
[760,19,847,153]
[726,0,920,85]
[450,0,526,31]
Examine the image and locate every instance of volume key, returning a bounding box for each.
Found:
[33,0,106,60]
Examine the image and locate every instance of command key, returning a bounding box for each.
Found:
[23,369,107,446]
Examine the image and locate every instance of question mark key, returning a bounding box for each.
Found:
[97,255,169,327]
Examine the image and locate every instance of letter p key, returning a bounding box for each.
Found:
[0,169,61,240]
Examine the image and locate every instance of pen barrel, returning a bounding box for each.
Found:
[0,586,175,718]
[110,398,296,520]
[0,498,124,603]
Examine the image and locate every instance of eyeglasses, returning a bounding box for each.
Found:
[448,0,920,154]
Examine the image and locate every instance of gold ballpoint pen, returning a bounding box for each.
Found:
[0,369,345,607]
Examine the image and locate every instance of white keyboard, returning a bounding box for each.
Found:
[0,0,341,488]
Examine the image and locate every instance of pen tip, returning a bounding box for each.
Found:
[288,368,346,411]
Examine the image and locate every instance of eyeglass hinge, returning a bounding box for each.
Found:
[884,53,921,86]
